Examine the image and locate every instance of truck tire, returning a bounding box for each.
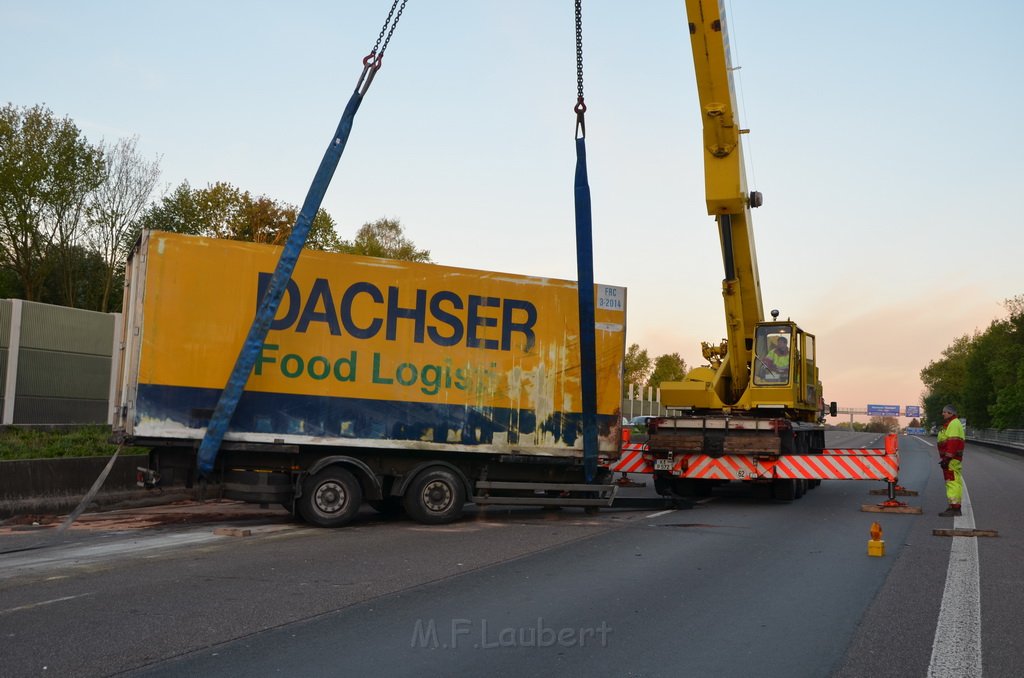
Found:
[298,467,363,527]
[672,478,696,496]
[653,475,673,496]
[403,467,465,525]
[772,479,797,501]
[692,480,714,498]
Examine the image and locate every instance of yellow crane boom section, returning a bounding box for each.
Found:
[684,0,764,403]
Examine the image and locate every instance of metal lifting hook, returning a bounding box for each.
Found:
[357,53,384,95]
[575,96,587,138]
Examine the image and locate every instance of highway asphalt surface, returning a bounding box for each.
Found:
[1,431,1021,677]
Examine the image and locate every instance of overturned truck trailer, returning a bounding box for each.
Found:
[113,231,627,526]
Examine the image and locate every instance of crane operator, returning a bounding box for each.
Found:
[766,336,790,379]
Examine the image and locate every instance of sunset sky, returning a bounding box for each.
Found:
[4,1,1021,419]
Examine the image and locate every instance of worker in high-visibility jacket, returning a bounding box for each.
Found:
[765,336,790,381]
[936,404,965,517]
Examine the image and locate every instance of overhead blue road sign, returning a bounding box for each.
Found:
[867,404,901,416]
[905,405,921,417]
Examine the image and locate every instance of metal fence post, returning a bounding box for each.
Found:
[2,299,23,425]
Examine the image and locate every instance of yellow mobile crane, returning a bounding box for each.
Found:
[648,0,836,494]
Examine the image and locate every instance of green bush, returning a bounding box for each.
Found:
[0,426,148,460]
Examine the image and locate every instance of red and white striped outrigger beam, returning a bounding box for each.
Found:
[608,434,899,482]
[609,446,651,474]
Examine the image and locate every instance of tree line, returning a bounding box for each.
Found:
[920,296,1024,431]
[623,343,688,397]
[6,103,694,393]
[833,416,901,434]
[0,103,428,313]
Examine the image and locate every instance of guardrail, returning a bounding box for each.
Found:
[968,428,1024,450]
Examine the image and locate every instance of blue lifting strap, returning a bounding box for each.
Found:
[574,136,599,484]
[196,88,365,477]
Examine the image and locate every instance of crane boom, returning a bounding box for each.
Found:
[679,0,761,403]
[654,0,833,463]
[686,0,763,403]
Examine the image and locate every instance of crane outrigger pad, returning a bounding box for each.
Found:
[932,528,999,538]
[861,503,923,515]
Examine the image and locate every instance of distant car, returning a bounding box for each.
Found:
[629,415,659,428]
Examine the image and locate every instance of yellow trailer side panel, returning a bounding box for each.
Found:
[126,232,626,457]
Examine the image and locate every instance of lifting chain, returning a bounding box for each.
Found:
[574,0,586,138]
[370,0,409,61]
[358,0,410,95]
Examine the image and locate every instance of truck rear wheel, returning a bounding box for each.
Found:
[403,467,465,525]
[299,467,363,527]
[654,474,673,496]
[772,479,797,501]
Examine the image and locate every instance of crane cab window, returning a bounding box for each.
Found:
[803,334,817,405]
[754,326,792,385]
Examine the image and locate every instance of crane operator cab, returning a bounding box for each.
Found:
[751,321,828,417]
[754,325,794,385]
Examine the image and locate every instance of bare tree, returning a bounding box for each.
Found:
[86,136,161,311]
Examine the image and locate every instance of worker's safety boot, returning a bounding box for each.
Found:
[938,505,962,517]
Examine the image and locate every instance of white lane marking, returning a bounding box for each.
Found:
[927,483,982,677]
[0,592,94,616]
[646,510,674,519]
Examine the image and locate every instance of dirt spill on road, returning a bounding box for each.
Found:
[0,499,290,535]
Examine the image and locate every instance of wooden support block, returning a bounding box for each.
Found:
[213,527,252,537]
[723,434,781,455]
[861,504,923,514]
[648,432,704,452]
[869,488,919,496]
[932,528,999,538]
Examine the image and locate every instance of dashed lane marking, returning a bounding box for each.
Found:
[0,593,95,616]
